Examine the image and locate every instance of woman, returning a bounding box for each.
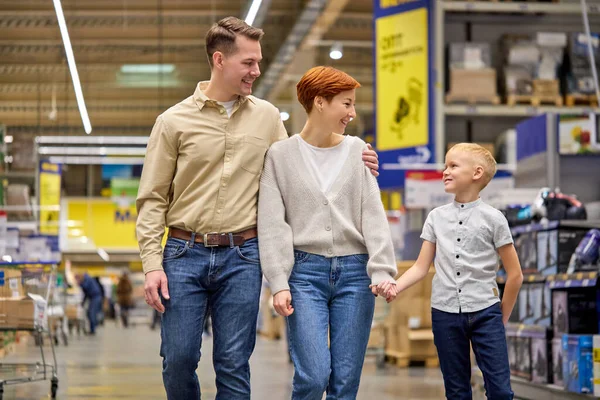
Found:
[258,66,398,399]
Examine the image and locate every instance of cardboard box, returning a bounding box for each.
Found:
[553,338,565,386]
[0,268,23,299]
[564,334,593,394]
[0,294,47,330]
[516,336,532,380]
[508,335,518,376]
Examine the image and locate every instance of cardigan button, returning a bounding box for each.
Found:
[323,200,329,205]
[325,226,331,231]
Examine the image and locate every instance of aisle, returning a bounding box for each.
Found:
[1,322,445,399]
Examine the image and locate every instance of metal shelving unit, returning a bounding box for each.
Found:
[434,1,600,163]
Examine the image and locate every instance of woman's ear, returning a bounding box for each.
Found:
[313,96,323,113]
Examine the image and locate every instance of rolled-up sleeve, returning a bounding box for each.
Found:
[136,115,178,274]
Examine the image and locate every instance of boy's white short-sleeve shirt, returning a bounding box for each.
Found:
[421,198,513,313]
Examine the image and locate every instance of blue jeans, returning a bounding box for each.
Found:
[87,296,102,334]
[287,251,375,400]
[160,236,262,400]
[432,303,513,400]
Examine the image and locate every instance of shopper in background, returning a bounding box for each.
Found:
[116,272,134,328]
[135,16,383,400]
[375,143,523,400]
[258,66,397,399]
[75,273,103,336]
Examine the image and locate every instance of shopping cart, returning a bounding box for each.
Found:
[365,295,390,369]
[0,262,59,399]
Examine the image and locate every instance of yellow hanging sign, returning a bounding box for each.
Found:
[375,7,428,151]
[39,162,61,235]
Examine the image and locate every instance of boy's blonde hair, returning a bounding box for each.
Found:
[447,143,497,189]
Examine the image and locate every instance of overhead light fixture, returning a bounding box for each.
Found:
[52,0,92,134]
[280,111,290,121]
[244,0,263,25]
[329,42,343,60]
[120,64,176,74]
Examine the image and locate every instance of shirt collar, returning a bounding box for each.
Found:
[193,81,255,111]
[453,198,482,210]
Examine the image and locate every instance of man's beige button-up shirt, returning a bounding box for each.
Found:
[136,81,288,274]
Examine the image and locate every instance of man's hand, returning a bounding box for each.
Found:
[362,143,379,177]
[145,270,170,313]
[273,290,294,317]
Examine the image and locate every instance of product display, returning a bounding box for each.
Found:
[553,338,564,387]
[563,334,593,394]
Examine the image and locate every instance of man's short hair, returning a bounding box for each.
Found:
[205,17,264,68]
[296,66,361,113]
[448,143,497,189]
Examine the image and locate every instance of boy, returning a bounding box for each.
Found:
[376,143,523,399]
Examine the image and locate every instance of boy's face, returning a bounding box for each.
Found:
[220,35,262,97]
[443,150,480,194]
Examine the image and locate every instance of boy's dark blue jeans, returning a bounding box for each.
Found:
[432,302,513,400]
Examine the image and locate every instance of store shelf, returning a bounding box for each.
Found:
[472,369,596,400]
[510,220,600,235]
[0,171,35,180]
[445,104,600,117]
[547,271,598,289]
[443,1,600,15]
[497,273,546,285]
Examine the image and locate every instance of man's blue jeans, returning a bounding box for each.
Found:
[160,236,262,400]
[432,302,513,400]
[287,251,375,400]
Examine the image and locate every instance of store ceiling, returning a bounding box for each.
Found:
[0,0,374,138]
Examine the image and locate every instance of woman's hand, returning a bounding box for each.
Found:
[273,290,294,317]
[370,280,398,303]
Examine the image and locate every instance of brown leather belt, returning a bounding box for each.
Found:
[168,227,257,247]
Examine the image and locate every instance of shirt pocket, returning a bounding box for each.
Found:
[466,225,493,253]
[241,135,268,175]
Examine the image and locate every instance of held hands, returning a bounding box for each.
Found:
[144,270,170,313]
[273,290,294,317]
[369,280,399,303]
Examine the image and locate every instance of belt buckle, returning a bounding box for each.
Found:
[203,232,220,247]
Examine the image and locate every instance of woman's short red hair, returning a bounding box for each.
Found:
[296,66,361,113]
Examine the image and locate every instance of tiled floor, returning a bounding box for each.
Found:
[1,321,447,399]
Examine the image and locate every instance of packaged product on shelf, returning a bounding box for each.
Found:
[552,289,599,337]
[530,329,552,384]
[566,32,600,95]
[514,231,537,273]
[594,335,600,396]
[553,337,565,387]
[517,336,532,380]
[564,334,593,394]
[5,184,32,221]
[449,42,491,70]
[529,283,551,327]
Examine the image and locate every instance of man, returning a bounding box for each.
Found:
[136,16,380,399]
[75,273,103,335]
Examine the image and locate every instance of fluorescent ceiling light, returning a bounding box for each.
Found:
[39,146,147,156]
[245,0,263,25]
[120,64,176,74]
[36,136,148,145]
[52,0,92,134]
[48,156,146,165]
[280,111,290,121]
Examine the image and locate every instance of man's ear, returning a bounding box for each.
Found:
[213,52,224,69]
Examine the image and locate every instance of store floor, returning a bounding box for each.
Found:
[2,322,446,399]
